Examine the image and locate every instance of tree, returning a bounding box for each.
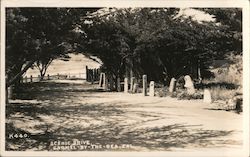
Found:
[82,8,242,86]
[6,8,98,86]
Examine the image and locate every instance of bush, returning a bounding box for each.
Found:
[155,87,168,97]
[170,89,203,100]
[209,87,239,101]
[211,54,242,87]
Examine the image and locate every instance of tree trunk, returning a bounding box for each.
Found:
[7,60,35,87]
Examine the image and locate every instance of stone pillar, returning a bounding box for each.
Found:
[203,89,212,103]
[133,83,138,93]
[149,81,155,97]
[143,75,147,96]
[57,73,60,79]
[30,75,33,82]
[47,74,50,80]
[169,78,176,93]
[130,77,135,92]
[184,75,195,94]
[124,78,128,93]
[117,78,121,92]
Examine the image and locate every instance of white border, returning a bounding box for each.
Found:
[0,0,249,8]
[1,0,249,157]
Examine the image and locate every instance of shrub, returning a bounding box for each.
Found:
[211,54,242,87]
[155,87,168,97]
[209,87,238,101]
[169,89,203,100]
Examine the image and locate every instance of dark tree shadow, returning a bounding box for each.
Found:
[6,82,242,151]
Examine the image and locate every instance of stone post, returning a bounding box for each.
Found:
[57,73,60,79]
[99,73,102,87]
[143,75,147,96]
[47,74,50,80]
[117,78,121,92]
[38,75,41,81]
[130,77,135,92]
[184,75,195,94]
[149,81,155,97]
[124,78,128,93]
[203,89,212,103]
[169,78,177,93]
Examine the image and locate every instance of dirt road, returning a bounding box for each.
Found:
[6,80,243,152]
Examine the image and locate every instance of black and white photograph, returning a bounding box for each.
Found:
[0,0,249,157]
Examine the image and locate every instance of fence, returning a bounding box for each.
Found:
[20,73,86,83]
[86,66,100,83]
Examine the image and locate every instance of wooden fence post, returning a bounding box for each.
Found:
[30,75,33,82]
[86,66,89,81]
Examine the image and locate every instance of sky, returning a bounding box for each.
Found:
[178,8,215,23]
[25,53,101,78]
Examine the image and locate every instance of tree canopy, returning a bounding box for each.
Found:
[6,8,98,86]
[82,8,242,85]
[6,7,242,87]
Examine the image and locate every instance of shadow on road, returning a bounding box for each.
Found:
[6,82,241,151]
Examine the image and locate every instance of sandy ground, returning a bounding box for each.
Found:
[6,80,243,153]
